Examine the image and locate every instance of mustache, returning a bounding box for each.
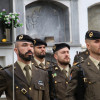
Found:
[25,50,33,55]
[64,56,70,59]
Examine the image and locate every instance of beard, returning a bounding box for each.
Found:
[34,51,46,59]
[58,59,70,66]
[91,48,100,55]
[36,54,45,59]
[18,50,33,61]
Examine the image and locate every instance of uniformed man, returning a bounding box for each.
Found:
[0,34,50,100]
[66,30,100,100]
[73,49,90,65]
[32,38,50,70]
[49,43,71,100]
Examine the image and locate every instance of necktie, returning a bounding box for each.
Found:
[39,63,45,69]
[24,65,31,84]
[62,69,67,78]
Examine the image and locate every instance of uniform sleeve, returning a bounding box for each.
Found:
[66,67,78,100]
[0,71,7,96]
[43,71,50,100]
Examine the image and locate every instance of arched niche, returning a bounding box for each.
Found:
[88,3,100,31]
[25,1,70,43]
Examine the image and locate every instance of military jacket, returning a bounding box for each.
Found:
[49,64,71,100]
[31,58,50,70]
[67,57,100,100]
[0,62,50,100]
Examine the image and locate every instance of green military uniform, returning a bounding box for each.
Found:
[0,62,50,100]
[73,49,89,65]
[49,64,71,100]
[66,30,100,100]
[49,43,71,100]
[67,57,100,100]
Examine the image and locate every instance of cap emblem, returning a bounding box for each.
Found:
[89,32,93,37]
[19,35,23,40]
[34,40,36,45]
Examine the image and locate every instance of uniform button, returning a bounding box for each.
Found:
[88,82,91,84]
[29,87,31,90]
[16,86,18,89]
[55,81,57,84]
[66,82,68,84]
[55,67,58,70]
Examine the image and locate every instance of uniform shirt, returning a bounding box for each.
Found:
[58,65,70,77]
[34,57,45,65]
[17,61,32,76]
[89,56,100,70]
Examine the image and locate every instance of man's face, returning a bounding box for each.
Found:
[14,42,34,61]
[54,47,70,65]
[34,45,46,59]
[86,39,100,56]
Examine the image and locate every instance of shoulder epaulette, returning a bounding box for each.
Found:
[1,65,12,70]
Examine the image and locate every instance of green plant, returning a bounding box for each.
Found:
[0,9,23,29]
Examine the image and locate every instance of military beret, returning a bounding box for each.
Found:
[33,38,47,46]
[53,43,70,53]
[85,30,100,40]
[16,34,34,44]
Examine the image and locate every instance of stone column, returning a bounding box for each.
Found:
[70,0,80,45]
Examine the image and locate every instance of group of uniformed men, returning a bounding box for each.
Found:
[0,30,100,100]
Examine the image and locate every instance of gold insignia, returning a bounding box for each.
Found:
[53,46,56,50]
[47,62,50,64]
[55,67,58,70]
[66,81,68,84]
[83,78,87,82]
[89,32,93,37]
[34,40,36,45]
[16,86,18,89]
[32,63,34,65]
[29,87,31,90]
[88,82,91,84]
[19,35,23,40]
[54,81,57,84]
[86,51,88,55]
[88,62,90,65]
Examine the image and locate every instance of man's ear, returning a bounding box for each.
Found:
[85,40,90,50]
[14,48,18,54]
[85,41,90,50]
[54,53,57,60]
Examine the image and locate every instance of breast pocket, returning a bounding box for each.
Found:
[54,78,63,89]
[85,79,96,98]
[33,81,45,100]
[34,81,45,91]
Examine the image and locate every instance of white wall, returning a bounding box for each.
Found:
[78,0,100,47]
[0,47,14,67]
[4,0,100,67]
